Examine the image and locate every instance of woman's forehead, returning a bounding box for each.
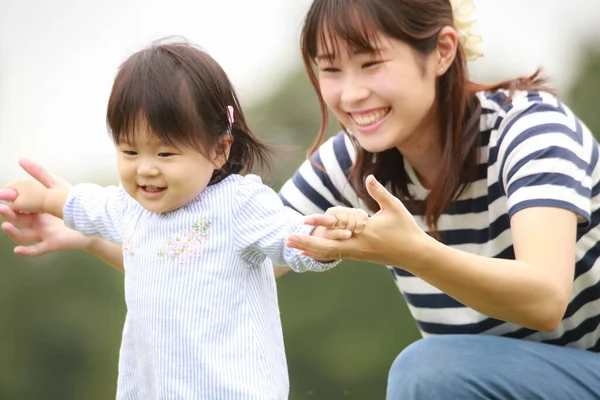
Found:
[316,28,386,59]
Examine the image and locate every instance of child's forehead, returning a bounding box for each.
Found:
[119,131,174,147]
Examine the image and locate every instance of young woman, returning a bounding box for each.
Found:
[2,0,600,398]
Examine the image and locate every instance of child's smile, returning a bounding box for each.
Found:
[116,128,219,213]
[138,184,167,198]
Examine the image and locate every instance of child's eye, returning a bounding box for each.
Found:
[158,152,176,158]
[122,150,137,156]
[320,67,340,73]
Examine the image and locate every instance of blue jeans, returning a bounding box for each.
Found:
[387,335,600,399]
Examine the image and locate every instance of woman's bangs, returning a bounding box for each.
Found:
[304,1,383,62]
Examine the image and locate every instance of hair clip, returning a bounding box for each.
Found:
[226,105,234,134]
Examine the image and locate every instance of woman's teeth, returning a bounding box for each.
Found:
[352,108,390,126]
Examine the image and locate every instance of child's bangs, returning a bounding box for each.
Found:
[107,54,207,152]
[303,0,384,62]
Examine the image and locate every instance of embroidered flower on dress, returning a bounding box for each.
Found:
[158,219,211,263]
[122,227,135,258]
[450,0,484,62]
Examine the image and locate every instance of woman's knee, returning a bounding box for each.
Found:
[385,334,600,400]
[386,335,496,400]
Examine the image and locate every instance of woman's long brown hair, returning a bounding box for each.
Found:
[300,0,551,238]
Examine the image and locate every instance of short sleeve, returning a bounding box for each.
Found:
[497,95,593,224]
[278,131,366,215]
[63,183,128,243]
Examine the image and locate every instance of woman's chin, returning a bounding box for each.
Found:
[354,135,396,154]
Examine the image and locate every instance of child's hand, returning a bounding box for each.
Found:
[306,206,370,240]
[3,179,48,213]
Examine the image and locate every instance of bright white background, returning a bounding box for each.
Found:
[1,0,599,183]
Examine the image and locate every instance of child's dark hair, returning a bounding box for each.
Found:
[106,38,272,185]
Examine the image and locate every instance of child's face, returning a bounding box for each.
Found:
[115,129,221,213]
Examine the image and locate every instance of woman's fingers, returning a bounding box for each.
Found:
[365,174,405,212]
[2,222,39,243]
[14,242,49,257]
[18,158,61,189]
[1,220,50,256]
[311,226,352,240]
[287,233,350,261]
[0,205,35,228]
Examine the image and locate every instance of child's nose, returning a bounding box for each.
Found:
[137,160,159,176]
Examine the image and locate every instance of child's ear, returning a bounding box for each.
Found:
[213,134,233,169]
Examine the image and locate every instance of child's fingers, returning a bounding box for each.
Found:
[304,214,338,229]
[344,212,356,232]
[354,210,370,233]
[325,207,349,229]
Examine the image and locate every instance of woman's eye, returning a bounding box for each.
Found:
[320,67,340,73]
[363,61,380,69]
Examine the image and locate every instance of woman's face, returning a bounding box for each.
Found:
[317,31,440,154]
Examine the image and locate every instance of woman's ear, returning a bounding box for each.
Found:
[435,26,459,76]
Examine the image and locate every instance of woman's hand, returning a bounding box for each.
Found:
[308,206,370,240]
[287,175,428,267]
[0,159,91,256]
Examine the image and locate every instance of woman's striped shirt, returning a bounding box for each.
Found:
[279,90,600,352]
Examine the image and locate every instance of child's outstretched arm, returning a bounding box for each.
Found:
[0,159,125,271]
[5,179,126,245]
[5,180,68,218]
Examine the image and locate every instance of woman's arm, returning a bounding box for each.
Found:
[410,206,575,332]
[289,175,576,332]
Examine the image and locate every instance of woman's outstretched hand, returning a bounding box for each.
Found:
[286,175,428,268]
[0,159,90,256]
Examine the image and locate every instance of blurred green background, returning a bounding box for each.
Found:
[2,46,600,399]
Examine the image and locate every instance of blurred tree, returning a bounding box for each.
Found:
[566,44,600,139]
[0,240,125,400]
[245,69,339,188]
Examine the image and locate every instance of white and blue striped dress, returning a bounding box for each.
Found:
[63,174,339,399]
[279,90,600,352]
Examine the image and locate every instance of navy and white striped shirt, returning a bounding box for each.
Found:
[279,90,600,352]
[63,174,339,400]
